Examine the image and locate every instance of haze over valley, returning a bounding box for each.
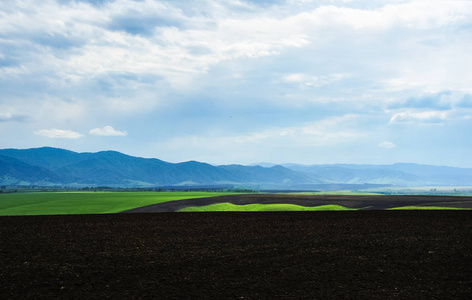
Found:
[1,147,471,189]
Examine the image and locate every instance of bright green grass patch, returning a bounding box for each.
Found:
[389,206,468,210]
[0,192,236,216]
[178,203,355,212]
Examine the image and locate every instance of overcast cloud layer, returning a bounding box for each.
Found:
[1,0,472,167]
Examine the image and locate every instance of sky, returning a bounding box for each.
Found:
[1,0,472,167]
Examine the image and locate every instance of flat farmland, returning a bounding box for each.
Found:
[2,192,472,216]
[124,193,472,212]
[1,210,471,299]
[0,192,236,216]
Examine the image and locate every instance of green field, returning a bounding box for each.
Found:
[2,192,470,216]
[0,192,235,216]
[178,203,355,212]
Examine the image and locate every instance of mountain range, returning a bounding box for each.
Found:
[1,147,472,189]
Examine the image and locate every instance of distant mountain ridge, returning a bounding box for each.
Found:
[0,147,471,188]
[0,147,314,187]
[278,163,472,186]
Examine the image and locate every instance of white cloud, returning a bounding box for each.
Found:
[2,0,472,101]
[165,114,364,151]
[390,111,447,124]
[2,1,472,167]
[377,141,396,149]
[89,126,128,136]
[283,73,351,88]
[34,129,84,139]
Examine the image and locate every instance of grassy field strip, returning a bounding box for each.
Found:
[0,192,236,216]
[178,203,356,212]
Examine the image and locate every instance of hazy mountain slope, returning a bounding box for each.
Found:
[387,163,472,185]
[0,147,81,170]
[158,161,240,185]
[53,151,174,185]
[1,147,471,187]
[282,163,472,186]
[218,164,323,185]
[0,154,61,185]
[0,148,318,187]
[283,164,418,185]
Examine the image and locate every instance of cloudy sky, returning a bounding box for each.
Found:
[1,0,472,167]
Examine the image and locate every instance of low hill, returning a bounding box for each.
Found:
[1,147,471,188]
[280,163,472,186]
[0,154,61,185]
[0,147,320,187]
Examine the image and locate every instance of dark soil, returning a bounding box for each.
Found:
[1,210,471,299]
[123,194,472,212]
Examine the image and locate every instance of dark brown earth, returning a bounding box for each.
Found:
[123,194,472,212]
[1,209,471,299]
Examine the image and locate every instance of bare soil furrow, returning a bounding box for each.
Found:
[1,211,471,299]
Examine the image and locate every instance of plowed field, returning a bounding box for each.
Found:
[124,194,472,212]
[1,209,471,298]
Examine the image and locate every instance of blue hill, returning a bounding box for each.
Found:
[1,147,471,188]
